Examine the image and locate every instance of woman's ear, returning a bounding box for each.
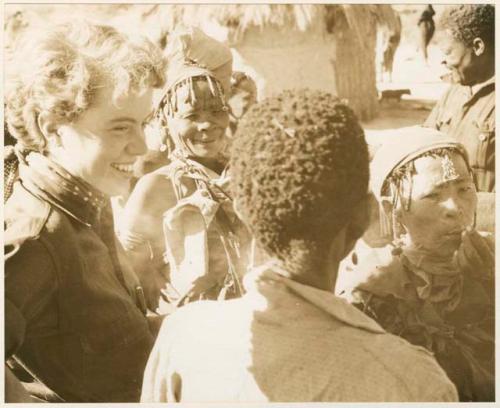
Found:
[37,112,61,149]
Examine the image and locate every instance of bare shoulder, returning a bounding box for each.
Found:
[127,169,177,215]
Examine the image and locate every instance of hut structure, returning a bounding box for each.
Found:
[128,4,400,121]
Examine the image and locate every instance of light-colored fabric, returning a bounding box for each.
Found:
[370,126,468,201]
[163,188,221,297]
[141,262,458,403]
[165,26,233,95]
[161,158,248,305]
[423,77,495,192]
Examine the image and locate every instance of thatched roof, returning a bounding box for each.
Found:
[4,4,400,50]
[135,4,400,46]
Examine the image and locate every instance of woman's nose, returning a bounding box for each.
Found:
[197,120,212,132]
[128,127,148,156]
[441,197,462,218]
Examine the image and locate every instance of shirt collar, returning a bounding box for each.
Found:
[244,261,385,334]
[469,75,495,97]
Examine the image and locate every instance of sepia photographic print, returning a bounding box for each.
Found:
[3,2,496,404]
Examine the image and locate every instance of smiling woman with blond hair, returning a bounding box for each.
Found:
[4,20,165,402]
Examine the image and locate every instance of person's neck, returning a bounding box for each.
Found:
[191,156,225,175]
[275,240,339,292]
[469,64,495,88]
[401,235,455,263]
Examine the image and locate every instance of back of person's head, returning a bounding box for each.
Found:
[439,4,495,49]
[230,89,369,267]
[5,20,166,152]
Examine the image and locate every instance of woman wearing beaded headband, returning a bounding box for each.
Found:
[4,21,165,401]
[120,27,250,311]
[341,127,494,401]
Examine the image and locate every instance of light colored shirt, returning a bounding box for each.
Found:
[424,76,495,192]
[141,262,458,403]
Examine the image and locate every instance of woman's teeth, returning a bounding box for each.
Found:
[111,163,134,174]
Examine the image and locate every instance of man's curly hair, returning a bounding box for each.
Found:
[439,4,495,48]
[230,89,369,263]
[5,20,166,152]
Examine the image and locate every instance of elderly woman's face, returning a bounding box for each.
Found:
[397,152,477,255]
[52,85,152,197]
[167,79,229,159]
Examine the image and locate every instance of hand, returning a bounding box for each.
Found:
[455,228,494,279]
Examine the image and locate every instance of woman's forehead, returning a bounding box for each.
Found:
[412,152,471,187]
[175,79,224,110]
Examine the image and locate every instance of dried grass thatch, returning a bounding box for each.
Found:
[135,4,398,46]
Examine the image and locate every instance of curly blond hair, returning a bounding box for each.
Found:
[5,20,166,151]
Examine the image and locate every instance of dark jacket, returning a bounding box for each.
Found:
[5,181,154,402]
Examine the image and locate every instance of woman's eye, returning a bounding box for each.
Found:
[459,186,472,193]
[423,192,439,200]
[179,113,197,120]
[111,126,129,132]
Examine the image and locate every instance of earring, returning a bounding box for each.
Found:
[48,134,62,148]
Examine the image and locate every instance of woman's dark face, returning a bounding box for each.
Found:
[167,80,229,159]
[397,152,477,256]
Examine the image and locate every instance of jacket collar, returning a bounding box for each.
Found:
[19,152,107,228]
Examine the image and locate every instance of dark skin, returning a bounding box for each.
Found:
[439,30,494,86]
[244,196,371,294]
[121,80,230,310]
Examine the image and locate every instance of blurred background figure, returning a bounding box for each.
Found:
[227,71,258,137]
[417,5,435,64]
[380,13,402,82]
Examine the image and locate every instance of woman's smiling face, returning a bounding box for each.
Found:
[50,85,153,197]
[166,79,229,159]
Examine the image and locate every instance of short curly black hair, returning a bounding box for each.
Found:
[230,89,369,262]
[439,4,495,48]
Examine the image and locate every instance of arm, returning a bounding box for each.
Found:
[5,238,57,359]
[119,172,178,310]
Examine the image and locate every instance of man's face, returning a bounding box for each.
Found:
[439,30,482,86]
[398,152,477,256]
[52,86,153,197]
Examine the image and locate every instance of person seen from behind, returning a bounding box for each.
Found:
[141,90,458,403]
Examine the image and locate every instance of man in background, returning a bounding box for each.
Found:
[424,4,495,192]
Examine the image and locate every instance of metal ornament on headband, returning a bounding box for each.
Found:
[441,154,460,183]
